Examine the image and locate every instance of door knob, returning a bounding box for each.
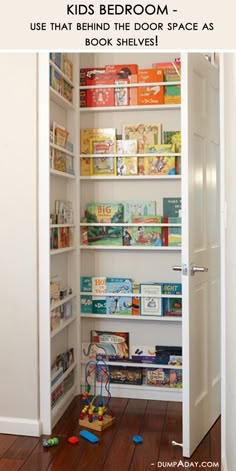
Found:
[190,263,208,276]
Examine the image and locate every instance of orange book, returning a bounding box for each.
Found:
[138,69,164,105]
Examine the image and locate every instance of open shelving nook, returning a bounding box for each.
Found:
[39,51,183,434]
[38,52,221,459]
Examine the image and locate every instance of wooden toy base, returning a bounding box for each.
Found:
[79,415,115,432]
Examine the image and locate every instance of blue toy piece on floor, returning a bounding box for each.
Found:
[79,429,99,443]
[132,435,143,444]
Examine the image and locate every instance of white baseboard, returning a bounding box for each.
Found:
[222,455,228,471]
[0,416,41,436]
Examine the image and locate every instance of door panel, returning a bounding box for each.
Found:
[182,53,221,457]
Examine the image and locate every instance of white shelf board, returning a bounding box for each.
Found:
[50,224,75,228]
[50,246,76,255]
[81,360,182,369]
[50,143,75,157]
[50,87,75,110]
[80,175,181,181]
[80,223,181,227]
[49,60,74,87]
[80,382,182,401]
[80,292,182,299]
[50,294,76,311]
[51,362,77,393]
[50,169,76,179]
[80,245,181,251]
[51,316,76,339]
[79,81,181,90]
[80,104,181,112]
[51,384,76,426]
[80,313,182,321]
[79,153,181,158]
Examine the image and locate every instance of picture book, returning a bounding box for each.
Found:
[80,128,116,155]
[105,63,138,105]
[80,295,93,314]
[109,366,142,385]
[163,217,182,246]
[86,202,124,223]
[86,79,115,108]
[143,143,176,175]
[131,345,156,363]
[53,150,67,173]
[53,122,69,148]
[146,368,170,387]
[92,277,106,314]
[80,157,90,176]
[90,138,116,176]
[116,139,138,176]
[50,67,63,95]
[122,124,162,153]
[114,79,129,106]
[163,131,181,153]
[55,200,73,224]
[117,157,138,176]
[87,226,123,246]
[140,283,163,316]
[169,369,182,388]
[117,139,137,155]
[106,277,132,315]
[63,56,73,82]
[132,280,140,315]
[82,340,128,361]
[80,276,92,292]
[163,198,182,217]
[62,79,73,103]
[138,69,164,105]
[50,52,62,69]
[126,225,163,247]
[123,200,156,223]
[162,283,182,317]
[66,154,75,175]
[90,330,129,359]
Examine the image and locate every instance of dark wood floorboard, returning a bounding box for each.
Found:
[0,396,221,470]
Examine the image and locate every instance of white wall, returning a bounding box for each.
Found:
[0,53,39,435]
[222,53,236,471]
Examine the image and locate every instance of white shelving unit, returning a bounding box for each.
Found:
[78,52,182,402]
[39,53,80,434]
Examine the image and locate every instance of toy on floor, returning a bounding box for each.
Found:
[42,437,59,447]
[68,436,79,444]
[79,430,99,443]
[132,435,143,444]
[79,359,115,432]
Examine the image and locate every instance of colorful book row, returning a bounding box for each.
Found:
[80,277,182,317]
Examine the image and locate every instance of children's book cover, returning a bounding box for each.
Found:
[163,131,181,153]
[86,202,124,223]
[90,330,129,359]
[90,138,116,176]
[162,283,182,317]
[163,217,182,247]
[80,295,93,314]
[140,283,163,316]
[169,369,182,388]
[80,157,91,176]
[138,68,164,105]
[117,139,137,155]
[87,226,123,246]
[131,215,162,224]
[117,157,138,176]
[114,79,129,106]
[106,277,132,315]
[82,340,128,361]
[122,124,162,153]
[80,276,92,292]
[146,368,170,387]
[123,200,156,223]
[92,276,107,314]
[126,225,162,247]
[144,144,176,176]
[163,198,182,217]
[132,280,140,315]
[53,150,67,173]
[80,128,116,155]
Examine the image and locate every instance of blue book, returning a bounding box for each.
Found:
[106,277,132,315]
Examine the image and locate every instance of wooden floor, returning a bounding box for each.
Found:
[0,396,221,470]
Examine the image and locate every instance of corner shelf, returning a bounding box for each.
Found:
[51,316,77,339]
[50,169,76,179]
[51,362,77,393]
[50,60,74,87]
[50,294,76,311]
[50,87,75,110]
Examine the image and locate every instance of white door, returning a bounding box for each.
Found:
[181,53,221,457]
